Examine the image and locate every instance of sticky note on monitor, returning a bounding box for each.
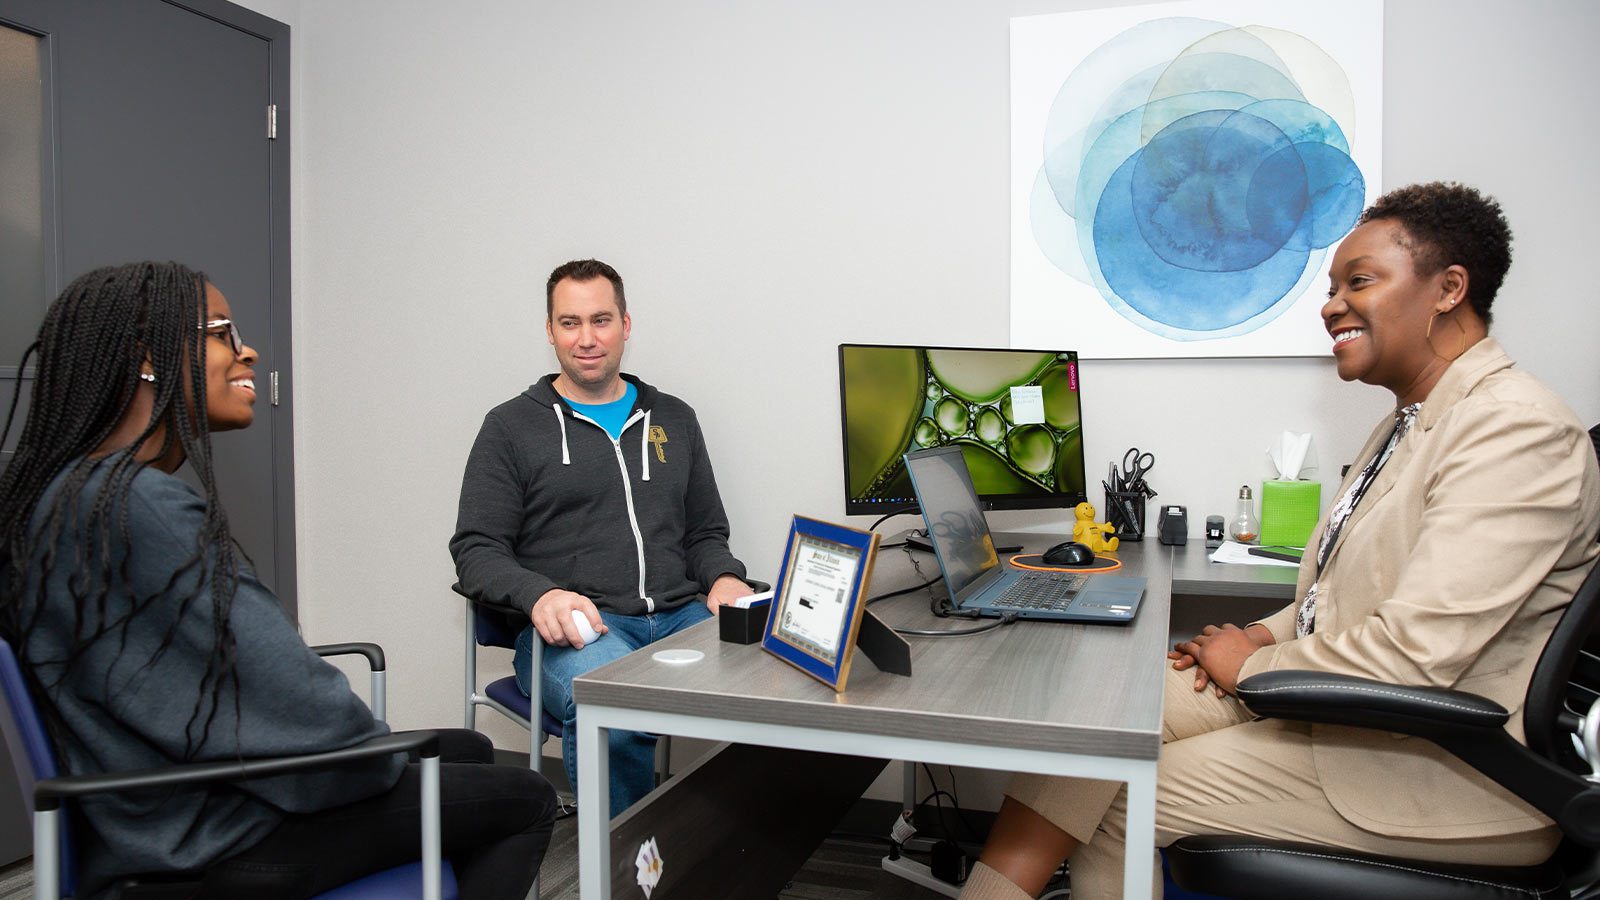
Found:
[1009,385,1045,424]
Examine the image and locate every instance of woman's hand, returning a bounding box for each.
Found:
[1167,643,1215,694]
[1170,623,1275,696]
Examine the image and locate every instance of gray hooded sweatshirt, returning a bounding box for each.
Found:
[451,373,746,616]
[14,462,400,898]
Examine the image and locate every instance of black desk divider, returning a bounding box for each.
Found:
[855,610,912,677]
[725,604,910,677]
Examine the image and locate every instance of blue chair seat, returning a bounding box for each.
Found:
[484,675,564,737]
[315,860,459,900]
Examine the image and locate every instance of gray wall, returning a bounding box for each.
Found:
[237,0,1600,804]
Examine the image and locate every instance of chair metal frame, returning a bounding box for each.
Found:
[1,638,448,900]
[457,586,567,900]
[459,586,673,789]
[459,588,544,767]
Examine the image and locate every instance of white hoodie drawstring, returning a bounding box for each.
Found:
[552,404,570,465]
[640,409,652,481]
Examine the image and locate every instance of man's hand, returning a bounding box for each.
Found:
[532,589,607,648]
[705,574,754,615]
[1170,623,1274,696]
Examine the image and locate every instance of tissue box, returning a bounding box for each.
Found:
[1260,480,1320,548]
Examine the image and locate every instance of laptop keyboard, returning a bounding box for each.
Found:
[991,572,1088,611]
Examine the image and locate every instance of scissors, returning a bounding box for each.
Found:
[1121,447,1156,494]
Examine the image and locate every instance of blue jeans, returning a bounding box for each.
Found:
[513,601,711,817]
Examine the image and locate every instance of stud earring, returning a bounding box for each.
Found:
[139,372,156,383]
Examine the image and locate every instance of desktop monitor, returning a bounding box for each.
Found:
[838,343,1087,516]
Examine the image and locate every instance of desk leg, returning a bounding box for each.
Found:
[578,715,611,900]
[1122,760,1158,900]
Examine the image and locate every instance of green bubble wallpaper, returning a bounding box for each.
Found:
[841,345,1086,511]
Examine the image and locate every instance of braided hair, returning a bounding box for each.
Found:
[0,262,241,758]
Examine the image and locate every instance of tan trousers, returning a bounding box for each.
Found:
[973,665,1559,900]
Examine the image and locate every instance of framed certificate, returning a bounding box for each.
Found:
[762,516,880,691]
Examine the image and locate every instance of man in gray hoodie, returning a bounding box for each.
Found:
[451,258,753,816]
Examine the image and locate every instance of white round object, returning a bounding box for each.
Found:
[652,648,705,665]
[570,609,601,646]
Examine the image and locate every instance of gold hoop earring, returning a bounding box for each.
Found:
[1425,309,1469,360]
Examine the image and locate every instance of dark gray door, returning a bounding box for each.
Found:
[0,0,292,867]
[0,0,293,601]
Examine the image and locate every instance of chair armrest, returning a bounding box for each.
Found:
[453,582,525,620]
[1237,670,1509,736]
[1238,671,1600,845]
[469,598,525,617]
[34,730,439,806]
[452,582,513,609]
[311,642,385,672]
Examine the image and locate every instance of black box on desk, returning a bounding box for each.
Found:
[718,600,771,644]
[1157,505,1188,545]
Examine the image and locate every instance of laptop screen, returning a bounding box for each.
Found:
[904,447,1001,598]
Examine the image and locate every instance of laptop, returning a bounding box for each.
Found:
[904,446,1147,623]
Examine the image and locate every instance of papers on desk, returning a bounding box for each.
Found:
[1210,540,1300,567]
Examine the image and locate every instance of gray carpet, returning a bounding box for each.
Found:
[0,860,27,900]
[0,815,957,899]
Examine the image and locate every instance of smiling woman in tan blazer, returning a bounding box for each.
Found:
[960,183,1600,900]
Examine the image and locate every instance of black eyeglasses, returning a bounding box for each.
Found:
[202,318,244,356]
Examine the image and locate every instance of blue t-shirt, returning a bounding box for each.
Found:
[566,381,638,440]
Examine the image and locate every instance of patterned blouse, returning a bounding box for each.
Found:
[1294,402,1423,638]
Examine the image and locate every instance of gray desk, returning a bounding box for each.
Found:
[572,539,1302,899]
[574,541,1173,900]
[1169,541,1299,600]
[1168,542,1299,645]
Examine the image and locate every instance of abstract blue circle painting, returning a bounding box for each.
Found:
[1011,1,1383,358]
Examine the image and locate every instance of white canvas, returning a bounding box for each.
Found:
[1010,0,1384,358]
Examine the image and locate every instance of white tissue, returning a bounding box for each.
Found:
[1268,431,1317,480]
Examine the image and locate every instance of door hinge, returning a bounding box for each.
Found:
[266,104,277,140]
[270,371,280,406]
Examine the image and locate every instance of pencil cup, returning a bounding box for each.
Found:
[1106,490,1146,542]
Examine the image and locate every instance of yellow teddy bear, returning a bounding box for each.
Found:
[1072,501,1119,554]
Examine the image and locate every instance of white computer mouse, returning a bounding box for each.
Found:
[570,609,602,647]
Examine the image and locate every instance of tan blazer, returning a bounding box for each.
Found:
[1237,337,1600,839]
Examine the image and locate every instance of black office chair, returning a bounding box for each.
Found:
[1167,557,1600,899]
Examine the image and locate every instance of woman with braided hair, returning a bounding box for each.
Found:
[0,262,554,899]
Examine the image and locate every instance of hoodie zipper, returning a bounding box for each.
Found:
[569,408,654,612]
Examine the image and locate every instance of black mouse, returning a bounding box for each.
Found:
[1042,541,1096,567]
